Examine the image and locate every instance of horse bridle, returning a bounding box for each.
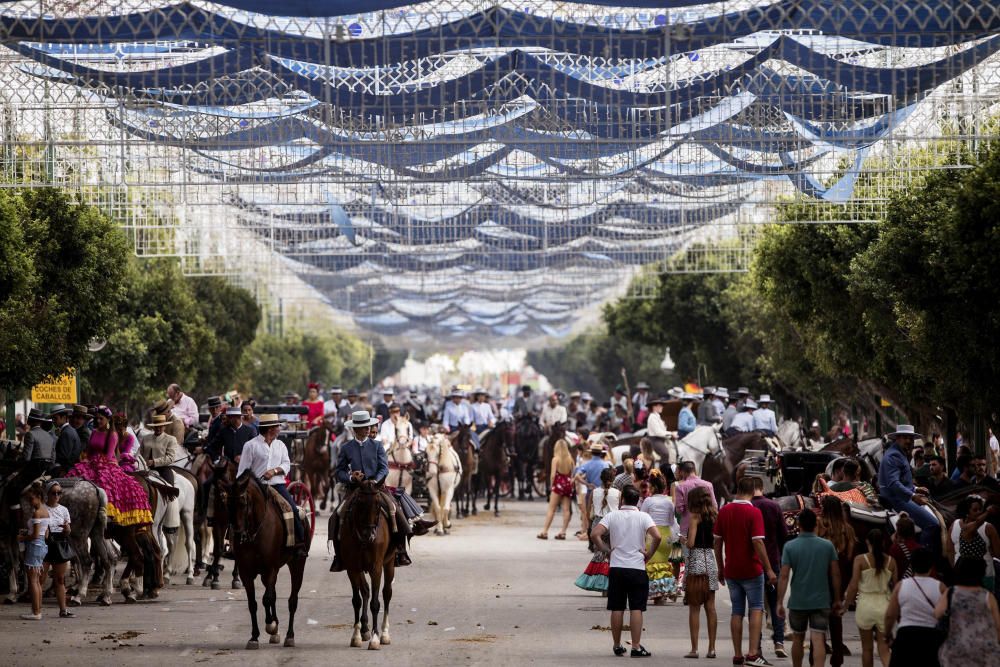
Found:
[232,480,263,545]
[351,486,381,544]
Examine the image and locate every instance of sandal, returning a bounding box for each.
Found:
[554,533,566,540]
[536,533,548,540]
[706,651,716,659]
[685,651,699,659]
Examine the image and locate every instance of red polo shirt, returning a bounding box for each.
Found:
[714,499,766,580]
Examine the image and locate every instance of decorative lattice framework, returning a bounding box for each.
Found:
[1,0,998,342]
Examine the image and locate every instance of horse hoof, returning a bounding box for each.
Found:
[70,596,83,607]
[125,595,137,604]
[350,637,363,648]
[368,638,381,651]
[246,640,259,650]
[380,633,391,646]
[434,529,444,536]
[269,633,281,644]
[266,621,278,635]
[362,631,371,642]
[232,580,242,590]
[99,596,112,607]
[283,636,295,648]
[186,576,195,585]
[211,581,220,590]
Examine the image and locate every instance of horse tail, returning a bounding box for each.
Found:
[136,527,163,590]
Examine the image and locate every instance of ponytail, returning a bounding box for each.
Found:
[599,467,614,513]
[868,529,886,573]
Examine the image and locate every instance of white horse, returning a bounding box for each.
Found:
[676,425,724,475]
[426,434,462,535]
[162,469,197,586]
[384,414,415,495]
[777,419,805,451]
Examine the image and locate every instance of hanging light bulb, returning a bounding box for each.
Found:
[660,347,675,371]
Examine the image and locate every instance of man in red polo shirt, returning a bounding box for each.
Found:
[714,477,778,667]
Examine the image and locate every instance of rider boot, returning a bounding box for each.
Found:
[329,510,344,572]
[394,507,412,567]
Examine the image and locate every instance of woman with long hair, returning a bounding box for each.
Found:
[537,438,576,540]
[817,495,856,667]
[640,469,678,605]
[18,484,49,620]
[42,481,74,617]
[67,406,153,527]
[947,495,1000,591]
[684,486,719,659]
[843,529,896,667]
[113,412,138,472]
[575,466,619,593]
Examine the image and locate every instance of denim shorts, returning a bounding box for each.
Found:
[726,573,765,616]
[24,541,47,569]
[788,608,830,634]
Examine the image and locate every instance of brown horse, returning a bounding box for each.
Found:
[121,475,169,601]
[820,435,858,457]
[702,432,775,503]
[205,457,241,590]
[332,479,395,650]
[451,424,477,517]
[302,425,332,510]
[230,471,309,649]
[513,416,542,500]
[479,421,513,517]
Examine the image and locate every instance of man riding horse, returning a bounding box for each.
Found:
[877,424,941,555]
[329,411,434,572]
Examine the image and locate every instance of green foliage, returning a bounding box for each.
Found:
[237,331,376,401]
[190,276,261,397]
[0,188,129,394]
[526,327,680,397]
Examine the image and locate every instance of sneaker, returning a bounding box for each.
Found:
[774,644,788,659]
[613,645,627,657]
[745,655,773,667]
[20,613,41,621]
[59,609,76,618]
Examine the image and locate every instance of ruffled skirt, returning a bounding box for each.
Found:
[575,516,610,592]
[67,456,153,527]
[646,525,677,599]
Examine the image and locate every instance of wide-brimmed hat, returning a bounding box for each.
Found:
[448,388,465,399]
[888,424,923,439]
[758,394,772,404]
[667,386,684,398]
[473,387,487,396]
[27,408,52,423]
[207,396,222,409]
[347,388,359,397]
[71,404,91,419]
[743,399,758,410]
[283,390,299,400]
[329,385,343,394]
[381,387,395,396]
[589,442,606,455]
[49,404,72,416]
[152,398,172,414]
[145,413,170,428]
[648,396,671,407]
[736,386,750,396]
[569,391,581,399]
[716,388,730,399]
[348,410,379,428]
[256,414,283,429]
[520,385,531,392]
[580,392,593,402]
[680,392,697,401]
[225,407,242,417]
[703,386,716,397]
[635,381,650,390]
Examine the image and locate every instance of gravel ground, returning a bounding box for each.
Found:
[0,500,870,666]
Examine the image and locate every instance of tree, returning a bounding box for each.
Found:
[190,276,261,398]
[0,189,129,407]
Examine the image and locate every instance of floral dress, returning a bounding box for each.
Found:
[939,587,1000,667]
[67,430,153,527]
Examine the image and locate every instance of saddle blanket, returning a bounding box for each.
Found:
[266,486,306,548]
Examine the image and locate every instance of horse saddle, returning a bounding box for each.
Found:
[845,502,889,525]
[133,470,180,500]
[265,486,305,548]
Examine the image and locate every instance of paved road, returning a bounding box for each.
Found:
[1,501,869,665]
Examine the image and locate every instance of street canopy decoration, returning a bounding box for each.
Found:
[2,0,998,338]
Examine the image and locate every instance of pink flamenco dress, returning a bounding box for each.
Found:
[67,430,153,527]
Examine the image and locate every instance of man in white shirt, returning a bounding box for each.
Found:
[323,386,350,423]
[752,395,778,437]
[167,383,199,429]
[591,484,661,658]
[728,400,757,437]
[237,414,306,555]
[470,388,497,440]
[540,393,568,434]
[378,404,413,450]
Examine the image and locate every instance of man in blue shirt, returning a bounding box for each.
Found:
[876,425,939,553]
[677,393,697,440]
[443,389,480,449]
[576,442,612,489]
[330,410,433,571]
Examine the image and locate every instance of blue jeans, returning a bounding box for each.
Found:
[727,573,765,616]
[763,582,786,644]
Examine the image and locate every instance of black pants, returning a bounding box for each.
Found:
[272,483,304,543]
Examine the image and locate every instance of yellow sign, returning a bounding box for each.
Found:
[31,372,77,404]
[880,398,892,408]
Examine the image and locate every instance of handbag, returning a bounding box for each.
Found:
[686,573,709,606]
[45,532,76,563]
[934,586,953,636]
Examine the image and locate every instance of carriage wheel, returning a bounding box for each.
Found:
[532,466,547,498]
[287,481,316,539]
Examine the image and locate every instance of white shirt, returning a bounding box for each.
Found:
[898,577,943,629]
[323,398,347,416]
[753,408,778,432]
[990,434,999,455]
[173,393,199,428]
[378,419,397,447]
[471,402,496,426]
[599,505,656,570]
[237,435,291,486]
[45,503,71,534]
[731,411,755,432]
[591,487,621,518]
[540,403,568,429]
[646,412,668,437]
